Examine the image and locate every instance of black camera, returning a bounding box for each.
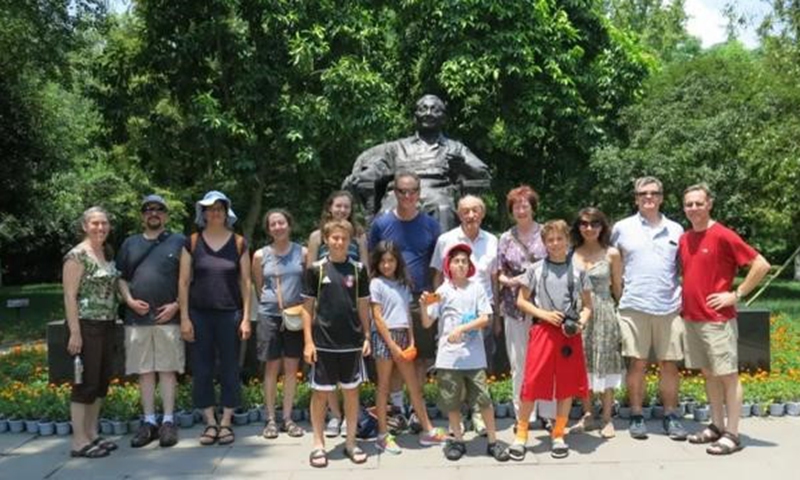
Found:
[562,313,580,336]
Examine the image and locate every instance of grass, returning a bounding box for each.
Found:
[747,278,800,319]
[0,284,64,345]
[0,277,798,345]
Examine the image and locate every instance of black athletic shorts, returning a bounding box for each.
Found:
[310,349,365,391]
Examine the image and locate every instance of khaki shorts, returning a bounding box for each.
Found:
[125,324,185,375]
[618,309,684,361]
[684,319,738,376]
[437,369,492,413]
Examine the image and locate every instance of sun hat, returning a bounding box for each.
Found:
[194,190,237,228]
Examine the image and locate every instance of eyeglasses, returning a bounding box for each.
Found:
[635,190,662,197]
[579,220,602,229]
[142,206,166,214]
[396,188,420,197]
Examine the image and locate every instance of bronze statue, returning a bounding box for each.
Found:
[343,94,491,231]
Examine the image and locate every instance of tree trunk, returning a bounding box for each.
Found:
[795,250,800,281]
[241,160,268,245]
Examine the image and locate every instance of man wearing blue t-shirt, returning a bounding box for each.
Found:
[369,171,440,428]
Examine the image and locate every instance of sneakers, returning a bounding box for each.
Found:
[663,414,688,441]
[408,412,423,434]
[629,415,648,440]
[158,421,178,447]
[471,412,487,437]
[487,441,510,462]
[448,421,466,436]
[387,409,408,435]
[377,433,402,455]
[444,439,467,461]
[419,427,447,446]
[324,417,341,438]
[131,423,159,448]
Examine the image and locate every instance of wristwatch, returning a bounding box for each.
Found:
[734,290,743,302]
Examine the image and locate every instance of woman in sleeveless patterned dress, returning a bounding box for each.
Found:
[571,207,623,438]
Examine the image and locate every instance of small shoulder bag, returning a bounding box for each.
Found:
[272,246,303,331]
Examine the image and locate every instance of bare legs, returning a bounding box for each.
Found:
[264,358,301,422]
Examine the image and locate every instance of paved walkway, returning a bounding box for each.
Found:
[1,416,798,479]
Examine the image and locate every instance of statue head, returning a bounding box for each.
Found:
[414,94,446,134]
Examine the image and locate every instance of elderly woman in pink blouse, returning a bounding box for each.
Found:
[497,185,548,421]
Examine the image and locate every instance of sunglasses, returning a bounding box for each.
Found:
[579,220,602,229]
[142,206,166,214]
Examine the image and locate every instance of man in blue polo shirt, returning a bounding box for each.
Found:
[611,176,687,441]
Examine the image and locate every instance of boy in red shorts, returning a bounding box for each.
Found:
[510,220,593,460]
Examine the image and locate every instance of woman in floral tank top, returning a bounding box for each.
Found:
[63,206,120,458]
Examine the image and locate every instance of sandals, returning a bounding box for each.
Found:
[688,423,723,444]
[218,426,235,445]
[444,439,467,461]
[70,443,109,458]
[551,438,569,459]
[570,412,596,433]
[262,419,279,439]
[282,419,305,438]
[706,432,743,455]
[199,425,219,446]
[600,420,616,439]
[344,445,368,464]
[309,448,328,468]
[508,440,527,461]
[91,437,118,451]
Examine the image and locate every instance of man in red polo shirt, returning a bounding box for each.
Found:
[679,183,770,455]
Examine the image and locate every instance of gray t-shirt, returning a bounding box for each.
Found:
[257,243,304,318]
[427,279,492,370]
[523,258,591,315]
[370,277,412,330]
[117,232,186,326]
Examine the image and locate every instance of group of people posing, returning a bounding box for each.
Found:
[62,173,769,467]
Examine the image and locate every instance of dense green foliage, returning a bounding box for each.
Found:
[1,0,798,283]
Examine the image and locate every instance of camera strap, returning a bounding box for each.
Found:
[541,253,576,313]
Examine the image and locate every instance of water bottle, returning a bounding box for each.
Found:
[74,355,84,385]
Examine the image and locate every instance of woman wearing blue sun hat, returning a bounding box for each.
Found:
[178,190,252,446]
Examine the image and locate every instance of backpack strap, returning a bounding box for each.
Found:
[190,232,199,254]
[314,258,328,316]
[348,259,361,301]
[234,234,245,257]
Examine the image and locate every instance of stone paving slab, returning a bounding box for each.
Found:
[0,417,798,479]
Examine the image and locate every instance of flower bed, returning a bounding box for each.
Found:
[2,314,800,423]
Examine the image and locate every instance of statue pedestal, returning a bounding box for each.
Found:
[46,320,263,383]
[644,308,770,371]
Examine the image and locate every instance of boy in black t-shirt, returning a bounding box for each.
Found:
[302,219,371,468]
